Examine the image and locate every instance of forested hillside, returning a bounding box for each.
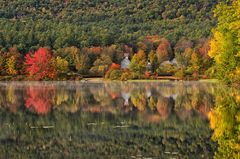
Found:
[0,0,217,51]
[2,0,237,85]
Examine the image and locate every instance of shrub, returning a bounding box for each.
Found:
[130,72,144,79]
[145,71,150,78]
[105,63,120,79]
[159,63,177,75]
[174,69,184,79]
[120,70,132,81]
[109,69,123,80]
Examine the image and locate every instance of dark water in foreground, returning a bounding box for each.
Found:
[0,81,239,159]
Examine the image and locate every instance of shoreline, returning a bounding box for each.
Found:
[0,75,219,83]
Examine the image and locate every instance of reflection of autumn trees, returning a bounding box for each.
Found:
[0,82,232,158]
[157,96,174,120]
[54,88,69,105]
[0,108,216,158]
[174,83,215,120]
[131,89,146,111]
[148,96,157,110]
[0,84,22,113]
[63,89,86,113]
[55,86,94,113]
[25,85,55,114]
[0,82,217,119]
[208,87,240,159]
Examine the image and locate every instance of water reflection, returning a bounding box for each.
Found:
[208,87,240,159]
[0,81,238,158]
[0,82,216,119]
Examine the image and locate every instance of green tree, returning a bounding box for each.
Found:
[62,46,80,66]
[54,56,69,74]
[75,54,90,74]
[186,51,201,77]
[175,48,192,72]
[90,54,112,76]
[58,47,91,74]
[148,50,159,73]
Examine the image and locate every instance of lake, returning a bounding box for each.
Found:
[0,81,239,158]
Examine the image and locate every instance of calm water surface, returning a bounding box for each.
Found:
[0,81,239,158]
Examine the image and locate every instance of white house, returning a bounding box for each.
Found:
[121,56,130,69]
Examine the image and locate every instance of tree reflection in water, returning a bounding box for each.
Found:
[0,81,237,158]
[25,85,55,114]
[208,87,240,159]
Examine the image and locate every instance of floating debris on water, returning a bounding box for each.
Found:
[113,125,129,128]
[30,126,54,129]
[87,123,98,126]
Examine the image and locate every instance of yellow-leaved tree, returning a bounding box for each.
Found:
[5,56,17,75]
[208,0,240,85]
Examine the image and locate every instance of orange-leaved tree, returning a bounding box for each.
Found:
[24,48,57,80]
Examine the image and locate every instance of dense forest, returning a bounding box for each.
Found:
[0,0,239,85]
[0,0,217,51]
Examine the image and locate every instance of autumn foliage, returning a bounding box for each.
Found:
[110,63,121,70]
[156,38,173,63]
[145,71,150,78]
[24,48,57,80]
[5,56,18,75]
[105,63,121,78]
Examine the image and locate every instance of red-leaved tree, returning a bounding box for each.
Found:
[25,48,57,80]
